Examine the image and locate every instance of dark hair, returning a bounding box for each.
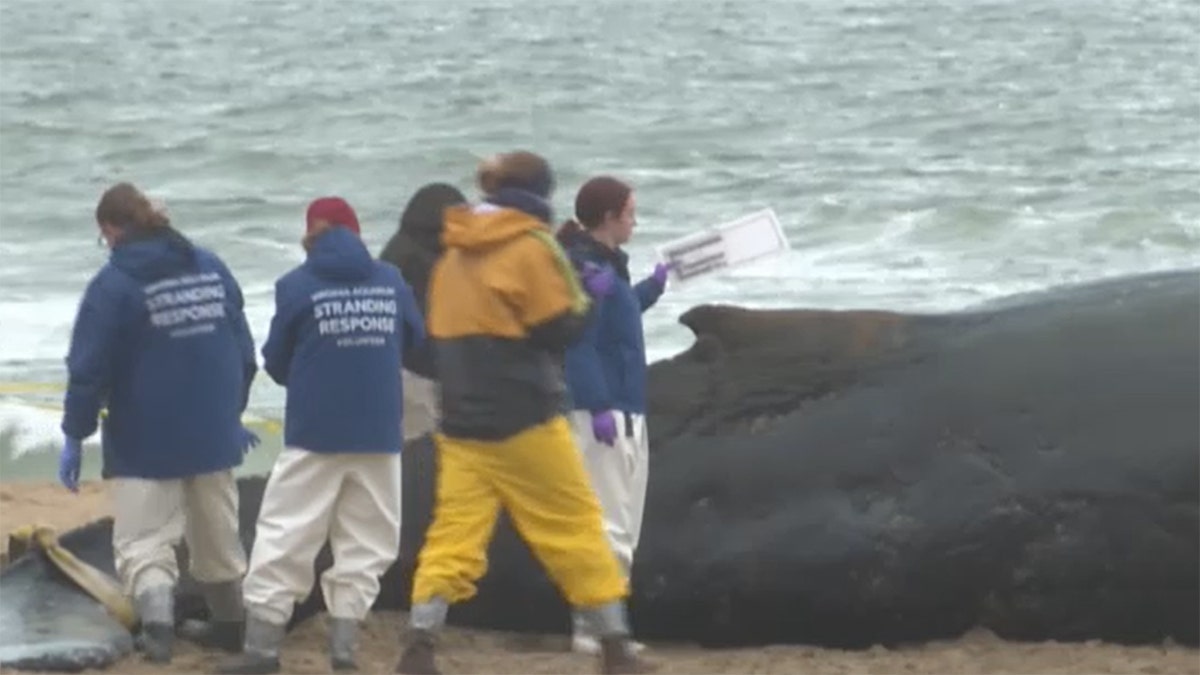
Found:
[95,182,170,231]
[379,182,467,290]
[477,151,555,198]
[556,175,631,244]
[379,182,467,380]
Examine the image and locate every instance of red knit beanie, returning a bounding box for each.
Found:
[306,196,360,235]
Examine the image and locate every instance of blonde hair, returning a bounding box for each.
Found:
[475,151,553,196]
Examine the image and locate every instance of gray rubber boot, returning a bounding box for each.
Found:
[179,580,245,652]
[135,584,175,664]
[216,614,284,675]
[329,617,359,672]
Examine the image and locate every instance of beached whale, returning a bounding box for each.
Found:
[2,268,1197,671]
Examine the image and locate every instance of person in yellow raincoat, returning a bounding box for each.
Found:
[393,151,651,675]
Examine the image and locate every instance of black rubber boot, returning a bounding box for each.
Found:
[181,580,245,652]
[216,615,284,674]
[180,618,245,652]
[600,636,656,674]
[393,629,439,675]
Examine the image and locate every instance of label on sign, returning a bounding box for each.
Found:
[655,208,789,283]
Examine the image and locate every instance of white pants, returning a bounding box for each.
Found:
[242,448,402,625]
[110,469,246,598]
[402,368,440,441]
[567,410,650,577]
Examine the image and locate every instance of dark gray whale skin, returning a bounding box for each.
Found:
[3,269,1196,671]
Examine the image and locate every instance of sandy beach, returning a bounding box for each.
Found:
[2,480,1196,675]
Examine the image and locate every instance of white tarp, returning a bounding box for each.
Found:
[655,208,790,283]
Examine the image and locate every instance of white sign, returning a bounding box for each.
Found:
[655,208,790,283]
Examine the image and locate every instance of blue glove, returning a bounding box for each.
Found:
[581,263,616,299]
[58,437,82,493]
[239,426,260,454]
[591,410,618,446]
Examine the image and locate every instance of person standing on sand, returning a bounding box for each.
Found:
[58,182,260,664]
[392,151,652,675]
[379,183,468,441]
[218,196,425,675]
[556,176,671,655]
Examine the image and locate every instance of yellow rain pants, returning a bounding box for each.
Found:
[411,415,628,608]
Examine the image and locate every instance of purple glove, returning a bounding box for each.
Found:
[651,262,674,288]
[581,263,616,299]
[591,410,618,446]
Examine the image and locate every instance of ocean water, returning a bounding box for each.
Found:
[1,0,1197,481]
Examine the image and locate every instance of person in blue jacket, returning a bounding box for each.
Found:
[220,196,424,675]
[58,182,260,664]
[555,176,672,656]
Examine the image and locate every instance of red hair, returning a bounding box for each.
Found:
[95,182,169,230]
[556,175,632,244]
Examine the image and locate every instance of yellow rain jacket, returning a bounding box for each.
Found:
[427,202,590,440]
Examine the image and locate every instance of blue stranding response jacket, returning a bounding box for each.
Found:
[560,229,665,415]
[261,226,425,454]
[61,229,258,480]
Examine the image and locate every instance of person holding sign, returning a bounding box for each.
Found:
[393,152,650,675]
[220,197,425,674]
[556,176,671,655]
[58,182,259,664]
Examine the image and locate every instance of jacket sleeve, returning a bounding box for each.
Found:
[61,274,121,440]
[634,275,665,313]
[396,279,427,370]
[261,280,297,386]
[563,300,613,411]
[218,261,258,412]
[512,230,593,352]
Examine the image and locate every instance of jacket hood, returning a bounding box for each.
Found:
[110,229,197,281]
[442,203,547,252]
[560,227,631,282]
[305,226,374,281]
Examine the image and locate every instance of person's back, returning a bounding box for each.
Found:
[429,197,589,440]
[60,182,258,664]
[77,233,253,478]
[225,196,424,675]
[264,224,419,453]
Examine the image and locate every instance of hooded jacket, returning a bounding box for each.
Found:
[61,229,257,480]
[262,226,425,454]
[561,229,665,414]
[427,190,591,441]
